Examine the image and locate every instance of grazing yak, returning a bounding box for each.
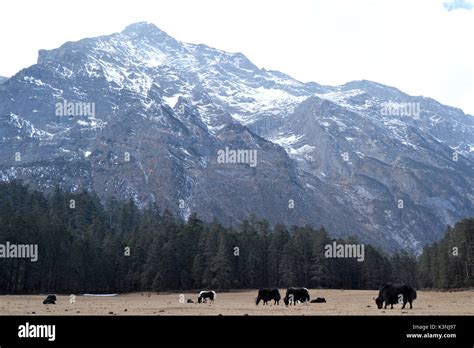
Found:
[284,287,310,306]
[43,294,57,305]
[256,288,281,305]
[198,290,216,304]
[375,283,417,309]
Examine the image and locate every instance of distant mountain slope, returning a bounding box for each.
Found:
[0,22,473,252]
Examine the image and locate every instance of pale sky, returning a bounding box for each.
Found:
[1,0,473,114]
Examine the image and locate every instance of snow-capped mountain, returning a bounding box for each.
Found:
[1,22,473,251]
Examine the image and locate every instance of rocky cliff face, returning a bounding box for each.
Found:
[1,22,473,251]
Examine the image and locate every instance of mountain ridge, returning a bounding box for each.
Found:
[0,21,473,252]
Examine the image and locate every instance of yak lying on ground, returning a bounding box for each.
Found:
[198,290,216,304]
[375,283,417,309]
[284,287,310,306]
[310,297,326,303]
[43,294,57,305]
[256,288,281,305]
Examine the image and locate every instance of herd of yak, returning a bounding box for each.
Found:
[42,283,417,310]
[196,283,417,309]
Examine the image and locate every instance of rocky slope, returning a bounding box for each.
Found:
[1,22,473,251]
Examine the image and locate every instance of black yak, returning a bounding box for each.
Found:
[284,287,310,306]
[375,283,417,309]
[256,288,281,305]
[43,294,57,305]
[310,297,326,303]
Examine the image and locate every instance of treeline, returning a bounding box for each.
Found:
[0,181,472,294]
[417,219,474,288]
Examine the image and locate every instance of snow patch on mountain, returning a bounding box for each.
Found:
[9,113,53,139]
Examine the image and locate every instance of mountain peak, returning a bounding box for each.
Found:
[340,79,405,100]
[121,21,169,37]
[342,79,389,90]
[121,21,180,48]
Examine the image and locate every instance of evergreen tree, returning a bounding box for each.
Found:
[210,231,232,289]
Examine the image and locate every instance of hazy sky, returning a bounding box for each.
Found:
[1,0,473,114]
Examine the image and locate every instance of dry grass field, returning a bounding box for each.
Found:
[0,289,473,316]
